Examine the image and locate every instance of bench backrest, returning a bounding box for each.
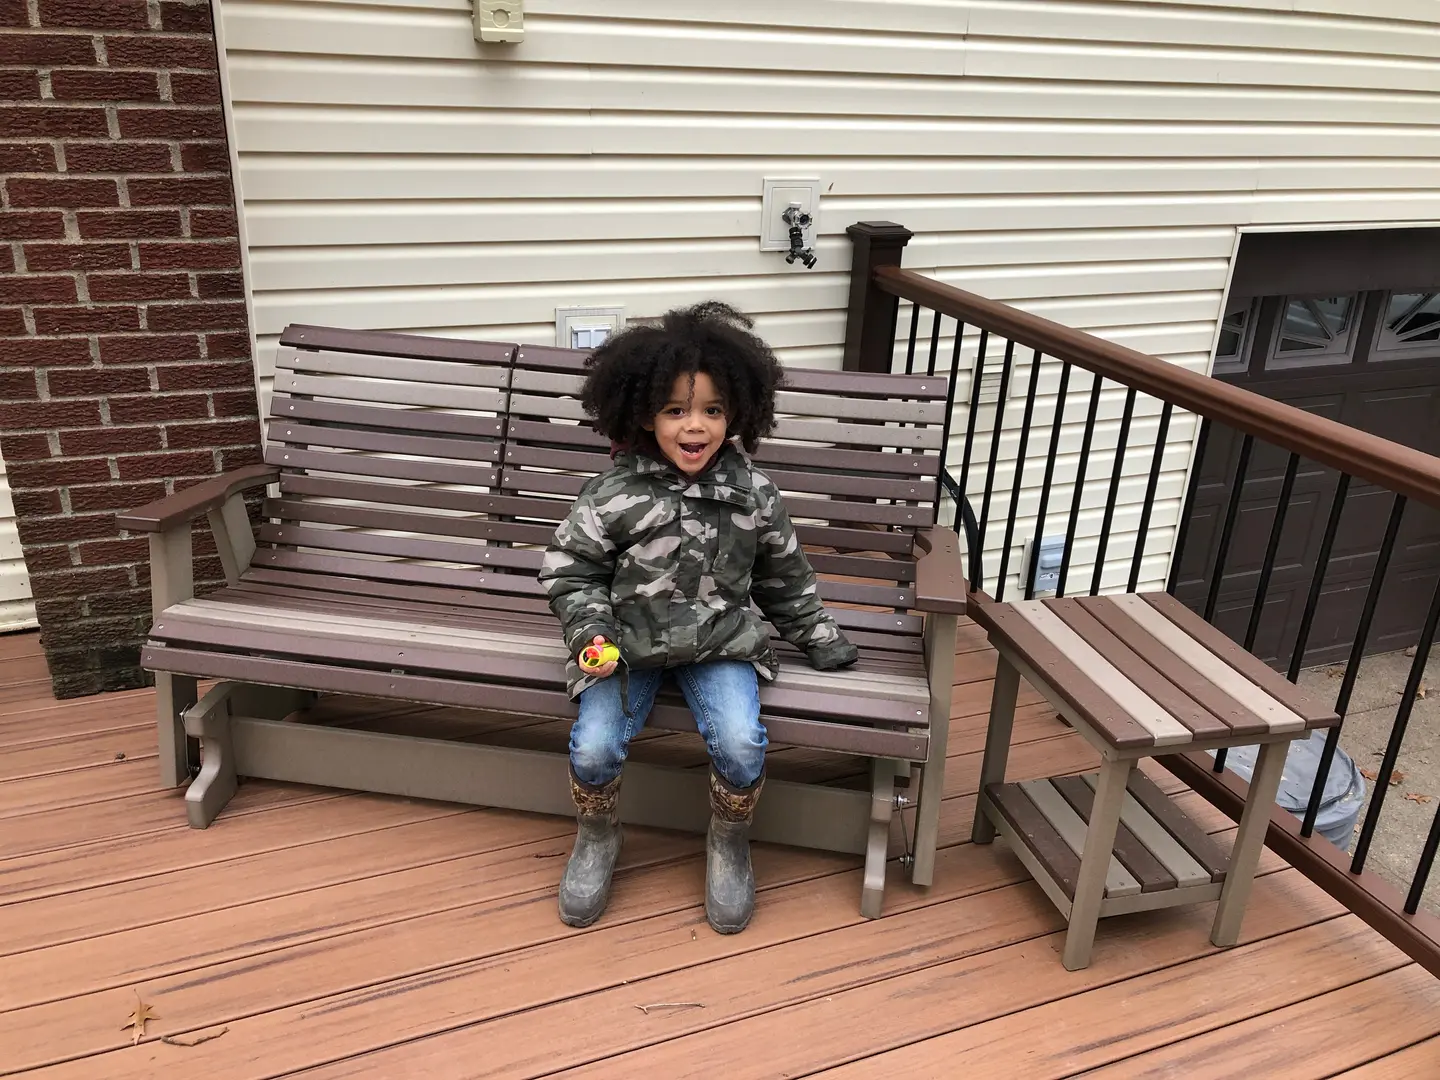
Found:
[258,324,950,645]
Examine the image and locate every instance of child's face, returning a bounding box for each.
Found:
[647,371,727,476]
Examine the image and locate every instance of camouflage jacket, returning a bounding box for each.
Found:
[539,444,859,698]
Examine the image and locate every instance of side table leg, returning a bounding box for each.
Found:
[1212,738,1287,948]
[971,654,1021,845]
[1063,756,1131,971]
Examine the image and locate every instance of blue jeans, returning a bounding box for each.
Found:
[569,661,767,790]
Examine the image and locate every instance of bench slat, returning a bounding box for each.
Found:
[268,422,500,463]
[272,396,505,438]
[265,445,500,488]
[275,370,507,413]
[275,345,511,389]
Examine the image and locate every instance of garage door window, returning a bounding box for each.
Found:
[1374,291,1440,361]
[1266,294,1358,370]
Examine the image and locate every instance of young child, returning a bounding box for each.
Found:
[539,301,858,934]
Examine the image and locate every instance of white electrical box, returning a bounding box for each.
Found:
[1022,535,1067,597]
[474,0,523,43]
[760,177,821,252]
[556,306,624,351]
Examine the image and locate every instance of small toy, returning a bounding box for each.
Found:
[579,642,621,669]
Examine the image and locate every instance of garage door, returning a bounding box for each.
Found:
[1174,287,1440,669]
[0,449,37,632]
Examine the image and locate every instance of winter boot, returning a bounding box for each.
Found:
[706,767,764,934]
[558,770,623,928]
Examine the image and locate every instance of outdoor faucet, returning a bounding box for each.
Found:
[782,205,818,268]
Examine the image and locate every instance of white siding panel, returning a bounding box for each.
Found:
[222,0,1440,599]
[0,452,37,632]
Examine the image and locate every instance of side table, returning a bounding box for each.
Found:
[969,592,1340,970]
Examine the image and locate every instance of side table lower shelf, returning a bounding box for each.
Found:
[980,770,1232,923]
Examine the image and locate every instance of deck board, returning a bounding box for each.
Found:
[0,623,1431,1078]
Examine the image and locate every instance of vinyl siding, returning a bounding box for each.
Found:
[0,452,37,632]
[219,0,1440,598]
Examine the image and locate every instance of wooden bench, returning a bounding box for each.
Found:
[969,593,1340,968]
[119,324,968,918]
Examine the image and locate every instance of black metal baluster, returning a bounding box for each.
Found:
[1409,803,1440,914]
[903,303,920,375]
[996,349,1043,603]
[1243,451,1300,651]
[1128,401,1172,593]
[1166,416,1211,596]
[1349,499,1425,875]
[1057,372,1102,599]
[1090,387,1136,596]
[1028,361,1071,601]
[955,329,989,508]
[974,339,1016,598]
[925,310,942,379]
[1207,433,1253,774]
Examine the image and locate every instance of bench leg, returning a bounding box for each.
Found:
[1211,739,1287,948]
[184,683,239,829]
[1062,756,1131,971]
[911,612,957,887]
[972,654,1020,845]
[154,672,198,789]
[861,757,898,919]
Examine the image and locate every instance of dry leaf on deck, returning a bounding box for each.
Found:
[1404,793,1433,804]
[122,993,158,1045]
[1360,768,1406,786]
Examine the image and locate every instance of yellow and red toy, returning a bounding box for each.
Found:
[579,642,621,670]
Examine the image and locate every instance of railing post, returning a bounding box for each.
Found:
[843,221,913,373]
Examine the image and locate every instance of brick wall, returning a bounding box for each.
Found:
[0,0,262,697]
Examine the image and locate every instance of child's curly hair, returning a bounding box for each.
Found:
[580,301,784,454]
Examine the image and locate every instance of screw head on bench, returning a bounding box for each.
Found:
[893,793,913,810]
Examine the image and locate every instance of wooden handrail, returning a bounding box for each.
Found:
[875,265,1440,511]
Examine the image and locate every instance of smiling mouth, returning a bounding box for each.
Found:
[678,442,709,458]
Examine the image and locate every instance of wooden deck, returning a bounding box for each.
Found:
[2,623,1436,1078]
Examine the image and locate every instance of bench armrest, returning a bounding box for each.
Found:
[913,526,968,615]
[117,464,279,533]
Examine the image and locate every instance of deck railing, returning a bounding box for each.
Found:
[842,221,1440,978]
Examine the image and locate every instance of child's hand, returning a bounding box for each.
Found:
[579,635,619,679]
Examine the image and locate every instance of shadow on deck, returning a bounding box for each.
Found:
[1,624,1436,1078]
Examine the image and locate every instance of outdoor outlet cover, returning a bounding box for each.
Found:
[556,306,625,350]
[760,177,822,251]
[475,0,524,43]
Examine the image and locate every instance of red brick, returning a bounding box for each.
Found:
[61,424,161,454]
[83,588,148,617]
[0,274,78,304]
[0,210,66,240]
[220,445,263,470]
[77,208,183,240]
[0,143,58,173]
[0,105,109,140]
[156,360,250,390]
[168,70,220,105]
[25,545,78,574]
[179,142,230,174]
[7,176,118,208]
[0,70,41,100]
[139,240,238,271]
[87,270,192,301]
[38,0,148,29]
[98,332,199,364]
[50,68,161,102]
[1,433,55,462]
[204,330,251,359]
[18,511,116,544]
[0,370,40,400]
[159,0,209,32]
[70,479,165,512]
[188,206,237,238]
[0,32,96,65]
[0,398,101,429]
[0,307,26,335]
[24,241,131,270]
[210,389,257,417]
[12,489,64,516]
[78,536,151,565]
[9,456,109,487]
[31,566,130,598]
[104,33,214,69]
[117,448,213,479]
[0,337,92,367]
[128,175,231,206]
[0,248,11,273]
[33,305,139,334]
[0,0,27,24]
[196,271,243,299]
[147,300,245,332]
[166,417,259,449]
[108,391,207,423]
[48,365,152,396]
[63,141,174,174]
[118,107,225,141]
